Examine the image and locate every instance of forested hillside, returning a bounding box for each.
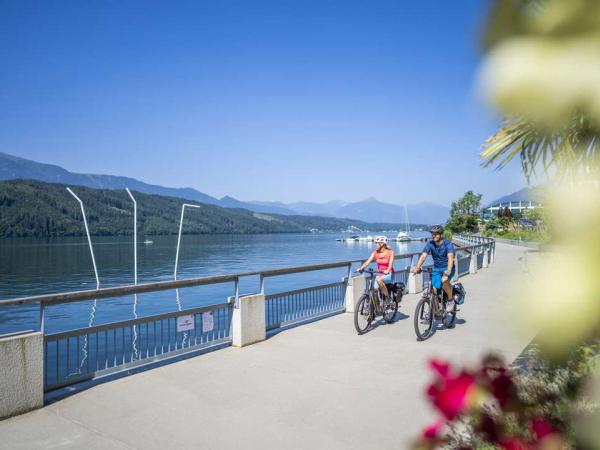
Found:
[0,180,399,237]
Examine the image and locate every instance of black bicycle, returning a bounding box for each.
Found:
[413,267,461,340]
[354,268,405,335]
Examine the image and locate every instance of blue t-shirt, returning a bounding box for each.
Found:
[422,239,455,268]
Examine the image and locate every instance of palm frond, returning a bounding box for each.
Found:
[481,114,600,179]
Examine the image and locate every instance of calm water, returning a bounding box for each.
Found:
[0,233,429,335]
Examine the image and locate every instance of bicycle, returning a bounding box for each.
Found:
[354,268,405,335]
[413,267,459,341]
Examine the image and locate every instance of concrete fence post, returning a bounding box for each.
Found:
[408,272,423,294]
[345,275,366,313]
[469,251,477,274]
[483,248,489,268]
[0,332,44,419]
[232,294,266,347]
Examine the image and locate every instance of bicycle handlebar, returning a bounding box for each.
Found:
[355,268,376,274]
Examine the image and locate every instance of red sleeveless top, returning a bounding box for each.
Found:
[372,249,393,274]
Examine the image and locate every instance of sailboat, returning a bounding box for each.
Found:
[396,204,412,242]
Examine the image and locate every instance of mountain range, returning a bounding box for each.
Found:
[485,186,545,206]
[0,180,404,238]
[0,152,449,224]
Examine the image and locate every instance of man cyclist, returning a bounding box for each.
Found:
[411,225,455,311]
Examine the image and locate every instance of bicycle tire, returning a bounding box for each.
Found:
[354,294,373,335]
[414,297,433,341]
[443,302,457,329]
[383,298,398,324]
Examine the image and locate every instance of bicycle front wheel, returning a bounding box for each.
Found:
[414,297,433,341]
[383,297,398,324]
[443,302,457,329]
[354,294,373,335]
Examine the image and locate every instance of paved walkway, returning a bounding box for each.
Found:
[0,243,540,450]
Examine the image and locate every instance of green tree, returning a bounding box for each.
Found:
[445,191,482,233]
[449,190,482,217]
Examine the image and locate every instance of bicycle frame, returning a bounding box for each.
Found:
[360,269,386,315]
[421,270,445,318]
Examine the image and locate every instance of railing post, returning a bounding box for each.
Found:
[408,271,423,294]
[482,247,489,268]
[0,332,44,419]
[232,294,266,347]
[346,274,365,313]
[452,254,460,282]
[469,249,477,274]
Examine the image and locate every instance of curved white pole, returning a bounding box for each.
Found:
[125,188,137,285]
[125,188,139,359]
[66,187,99,289]
[66,187,99,372]
[174,203,201,280]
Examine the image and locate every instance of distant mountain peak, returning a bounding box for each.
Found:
[0,152,450,224]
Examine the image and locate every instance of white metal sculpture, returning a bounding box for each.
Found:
[66,187,99,372]
[66,187,100,289]
[174,203,201,280]
[125,188,137,285]
[126,188,140,359]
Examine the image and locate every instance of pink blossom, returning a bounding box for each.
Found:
[422,421,443,439]
[427,368,476,420]
[530,417,555,440]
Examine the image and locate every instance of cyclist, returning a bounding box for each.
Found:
[411,225,455,311]
[358,236,394,299]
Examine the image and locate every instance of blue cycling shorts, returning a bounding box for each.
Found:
[376,272,393,287]
[431,267,455,289]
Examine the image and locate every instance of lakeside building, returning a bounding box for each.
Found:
[481,187,543,220]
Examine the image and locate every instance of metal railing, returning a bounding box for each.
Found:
[44,302,233,391]
[456,255,471,277]
[0,238,495,392]
[265,281,346,331]
[476,251,485,269]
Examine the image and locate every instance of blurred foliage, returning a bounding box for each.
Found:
[480,0,600,178]
[413,1,600,448]
[479,0,600,360]
[413,348,599,449]
[482,115,600,180]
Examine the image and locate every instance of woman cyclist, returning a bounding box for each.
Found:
[358,236,395,299]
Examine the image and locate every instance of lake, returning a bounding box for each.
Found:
[0,232,430,335]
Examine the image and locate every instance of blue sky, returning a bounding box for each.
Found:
[0,0,527,206]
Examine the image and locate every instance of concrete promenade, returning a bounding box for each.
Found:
[0,243,539,450]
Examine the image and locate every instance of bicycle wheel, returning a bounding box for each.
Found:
[414,297,433,341]
[443,301,457,329]
[383,296,398,323]
[354,294,373,335]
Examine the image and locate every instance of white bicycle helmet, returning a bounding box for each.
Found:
[374,235,388,244]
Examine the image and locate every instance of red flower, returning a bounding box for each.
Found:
[530,417,555,440]
[491,371,514,408]
[429,359,450,378]
[422,421,443,439]
[498,437,532,450]
[427,370,476,420]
